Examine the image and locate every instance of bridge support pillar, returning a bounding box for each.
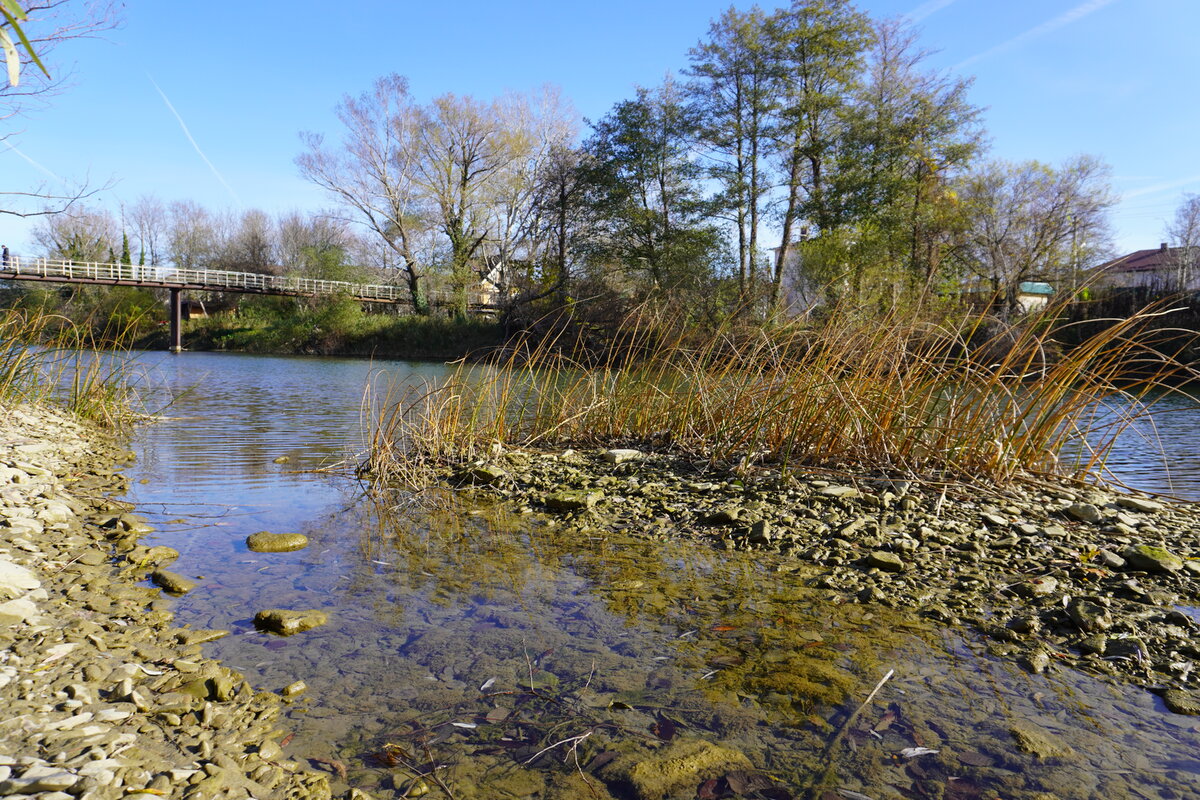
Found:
[168,288,182,353]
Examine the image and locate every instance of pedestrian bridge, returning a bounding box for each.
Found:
[0,255,485,351]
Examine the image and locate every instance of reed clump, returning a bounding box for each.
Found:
[369,299,1197,488]
[0,306,143,428]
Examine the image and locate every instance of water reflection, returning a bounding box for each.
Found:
[121,351,1200,799]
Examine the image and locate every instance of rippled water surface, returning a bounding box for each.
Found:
[121,351,1200,800]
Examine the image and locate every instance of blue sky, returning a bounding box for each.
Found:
[1,0,1196,257]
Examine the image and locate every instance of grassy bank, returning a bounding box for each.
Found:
[136,295,504,361]
[370,300,1198,488]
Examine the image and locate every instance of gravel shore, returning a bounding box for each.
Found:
[450,445,1200,704]
[0,404,335,800]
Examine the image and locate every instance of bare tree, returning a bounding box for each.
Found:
[1,1,120,219]
[166,200,222,270]
[1165,193,1200,292]
[215,208,275,274]
[955,155,1115,312]
[30,204,116,261]
[127,194,167,266]
[479,87,578,303]
[297,74,433,313]
[276,210,349,274]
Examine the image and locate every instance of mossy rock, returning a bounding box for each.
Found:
[603,739,754,800]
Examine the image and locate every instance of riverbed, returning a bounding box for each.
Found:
[121,350,1200,800]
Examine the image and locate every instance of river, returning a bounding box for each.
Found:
[120,350,1200,800]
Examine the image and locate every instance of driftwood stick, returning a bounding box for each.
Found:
[805,669,895,800]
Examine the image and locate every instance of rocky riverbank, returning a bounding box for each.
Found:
[0,404,334,800]
[447,446,1200,708]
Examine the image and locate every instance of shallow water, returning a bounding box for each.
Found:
[121,350,1200,799]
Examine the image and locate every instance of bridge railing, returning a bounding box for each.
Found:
[0,255,431,303]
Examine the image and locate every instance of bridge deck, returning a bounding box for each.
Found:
[0,256,465,306]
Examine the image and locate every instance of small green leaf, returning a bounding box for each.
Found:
[0,29,19,87]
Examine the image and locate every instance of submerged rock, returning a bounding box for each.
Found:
[1009,721,1075,758]
[603,739,753,800]
[246,531,309,553]
[151,570,198,595]
[254,608,328,636]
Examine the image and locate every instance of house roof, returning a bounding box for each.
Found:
[1018,281,1054,295]
[1093,245,1180,274]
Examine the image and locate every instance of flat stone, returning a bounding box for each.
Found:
[1067,598,1111,632]
[543,490,602,512]
[151,570,198,595]
[0,598,40,625]
[1162,689,1200,715]
[819,485,859,499]
[1123,545,1184,573]
[245,532,309,553]
[1017,576,1058,597]
[602,449,644,464]
[0,765,80,793]
[607,739,754,800]
[1064,502,1103,524]
[1117,495,1164,513]
[866,551,905,573]
[1010,721,1074,758]
[175,628,229,645]
[253,609,328,636]
[0,558,40,600]
[459,465,508,486]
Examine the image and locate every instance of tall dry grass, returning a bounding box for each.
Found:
[367,298,1197,488]
[0,306,143,428]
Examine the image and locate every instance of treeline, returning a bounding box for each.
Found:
[297,0,1117,322]
[15,0,1126,347]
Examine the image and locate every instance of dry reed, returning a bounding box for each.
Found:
[367,298,1197,489]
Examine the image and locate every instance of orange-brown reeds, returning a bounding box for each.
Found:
[368,297,1197,489]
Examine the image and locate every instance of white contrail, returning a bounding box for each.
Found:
[906,0,960,23]
[1123,174,1200,201]
[1,138,64,182]
[954,0,1120,71]
[148,75,241,205]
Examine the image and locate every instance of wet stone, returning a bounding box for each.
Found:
[245,532,309,553]
[1009,721,1075,758]
[1161,688,1200,715]
[543,489,602,512]
[151,570,198,595]
[253,609,328,636]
